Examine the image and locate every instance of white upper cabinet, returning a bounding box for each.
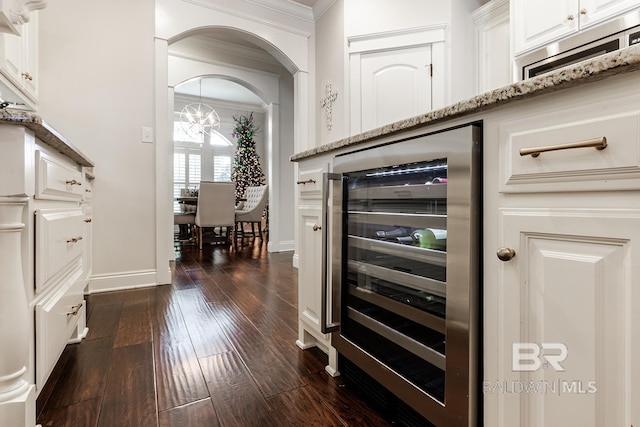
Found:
[512,0,579,55]
[0,9,38,105]
[0,0,46,35]
[473,0,512,93]
[512,0,640,55]
[579,0,640,28]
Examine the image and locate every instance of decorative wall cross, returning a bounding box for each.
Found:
[320,82,338,131]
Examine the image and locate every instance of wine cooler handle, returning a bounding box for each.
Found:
[321,172,342,334]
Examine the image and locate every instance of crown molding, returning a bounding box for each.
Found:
[180,0,312,37]
[11,0,46,25]
[471,0,509,25]
[245,0,314,22]
[311,0,336,22]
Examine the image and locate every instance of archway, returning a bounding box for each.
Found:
[155,19,310,283]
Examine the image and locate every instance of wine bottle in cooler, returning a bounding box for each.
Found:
[376,227,409,238]
[411,228,447,250]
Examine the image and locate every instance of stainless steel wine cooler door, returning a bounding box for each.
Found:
[324,124,481,426]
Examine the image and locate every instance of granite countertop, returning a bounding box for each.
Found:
[291,43,640,162]
[0,109,94,167]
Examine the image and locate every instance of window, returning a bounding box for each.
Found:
[173,146,201,212]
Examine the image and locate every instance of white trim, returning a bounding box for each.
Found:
[292,252,299,268]
[179,0,313,37]
[471,0,509,26]
[312,0,336,21]
[87,270,158,294]
[348,24,447,54]
[156,38,173,287]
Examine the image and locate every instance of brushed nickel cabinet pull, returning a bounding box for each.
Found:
[497,247,516,261]
[66,236,83,243]
[67,302,83,317]
[66,179,82,185]
[519,136,607,158]
[580,8,587,14]
[313,224,321,231]
[567,14,574,20]
[84,218,92,223]
[296,179,316,185]
[22,72,33,81]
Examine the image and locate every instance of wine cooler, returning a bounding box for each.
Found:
[321,124,481,426]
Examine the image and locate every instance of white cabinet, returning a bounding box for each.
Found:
[295,160,339,376]
[0,10,38,105]
[512,0,579,55]
[0,121,93,427]
[580,0,640,28]
[473,0,512,93]
[512,0,640,55]
[484,70,640,426]
[494,207,637,427]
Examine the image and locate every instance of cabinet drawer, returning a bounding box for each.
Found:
[35,208,84,293]
[35,266,85,390]
[36,150,84,201]
[297,164,327,199]
[500,110,640,192]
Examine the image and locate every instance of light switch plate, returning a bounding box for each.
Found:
[141,127,154,143]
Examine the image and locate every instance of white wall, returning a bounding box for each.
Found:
[315,0,346,145]
[344,0,449,37]
[38,0,157,291]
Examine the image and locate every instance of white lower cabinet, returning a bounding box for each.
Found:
[295,160,338,375]
[0,122,93,427]
[494,207,638,427]
[484,72,640,426]
[35,266,85,390]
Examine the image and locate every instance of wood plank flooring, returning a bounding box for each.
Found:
[36,241,393,426]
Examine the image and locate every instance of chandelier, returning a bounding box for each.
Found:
[180,77,220,138]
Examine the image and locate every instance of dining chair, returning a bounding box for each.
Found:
[235,184,268,239]
[174,211,196,243]
[194,181,236,249]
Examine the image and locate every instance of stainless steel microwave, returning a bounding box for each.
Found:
[516,9,640,81]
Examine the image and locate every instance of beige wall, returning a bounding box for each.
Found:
[38,0,157,286]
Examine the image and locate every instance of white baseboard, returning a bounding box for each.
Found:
[292,253,299,268]
[267,239,295,253]
[87,269,158,294]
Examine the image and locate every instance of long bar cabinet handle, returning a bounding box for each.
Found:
[66,179,82,185]
[66,236,83,243]
[321,172,342,334]
[519,136,607,158]
[296,179,316,185]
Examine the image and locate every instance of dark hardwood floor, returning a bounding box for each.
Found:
[36,240,394,426]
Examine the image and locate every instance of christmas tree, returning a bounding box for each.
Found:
[230,112,266,202]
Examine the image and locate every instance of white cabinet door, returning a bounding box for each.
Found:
[0,30,22,84]
[493,207,639,427]
[513,0,579,55]
[297,206,324,337]
[0,13,38,103]
[579,0,640,28]
[474,0,512,93]
[360,45,432,132]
